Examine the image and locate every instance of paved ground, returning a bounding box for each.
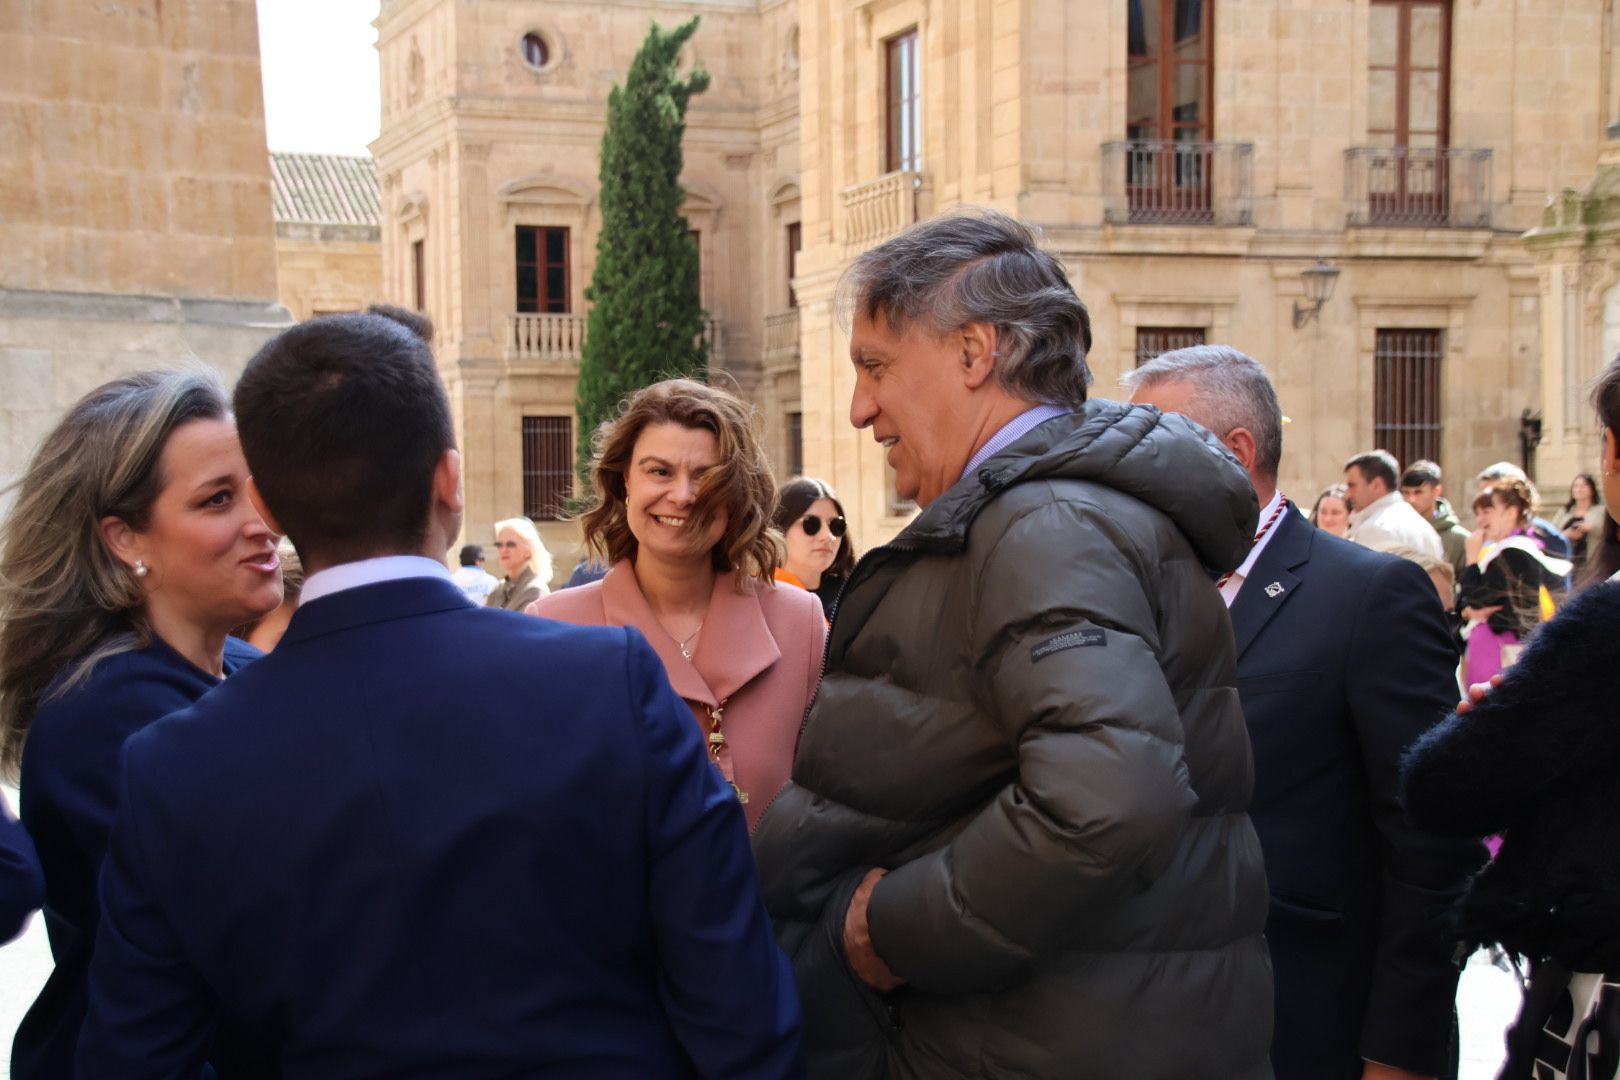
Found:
[0,784,1524,1077]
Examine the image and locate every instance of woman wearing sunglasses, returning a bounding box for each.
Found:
[486,516,551,611]
[771,477,856,619]
[527,380,826,829]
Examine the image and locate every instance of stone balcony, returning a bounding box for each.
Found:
[507,312,587,367]
[763,309,799,372]
[1101,140,1255,226]
[505,311,723,371]
[838,170,930,254]
[1344,146,1493,228]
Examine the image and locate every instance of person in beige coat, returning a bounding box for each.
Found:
[486,516,550,610]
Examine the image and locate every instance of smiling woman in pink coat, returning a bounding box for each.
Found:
[528,380,825,828]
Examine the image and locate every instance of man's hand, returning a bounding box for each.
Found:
[843,867,904,991]
[1455,673,1505,715]
[1363,1063,1435,1080]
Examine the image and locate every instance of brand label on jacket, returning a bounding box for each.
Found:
[1031,627,1105,662]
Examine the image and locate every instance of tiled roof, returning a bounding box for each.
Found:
[269,152,380,227]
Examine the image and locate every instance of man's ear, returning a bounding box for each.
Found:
[244,477,284,537]
[959,322,999,391]
[434,448,464,514]
[1222,427,1259,473]
[98,515,143,571]
[1603,426,1619,475]
[430,448,465,558]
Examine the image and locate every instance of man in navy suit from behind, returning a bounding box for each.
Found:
[1128,346,1485,1080]
[78,307,805,1078]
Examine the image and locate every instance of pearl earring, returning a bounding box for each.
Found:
[134,559,148,578]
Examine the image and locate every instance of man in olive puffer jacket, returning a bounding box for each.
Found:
[751,210,1274,1080]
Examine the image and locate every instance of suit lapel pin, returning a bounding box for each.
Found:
[1264,581,1285,598]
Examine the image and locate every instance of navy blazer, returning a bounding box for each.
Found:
[78,576,805,1079]
[1230,508,1486,1079]
[0,799,43,943]
[12,635,260,1080]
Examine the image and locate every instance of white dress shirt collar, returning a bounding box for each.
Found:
[1220,490,1288,608]
[960,404,1073,481]
[300,555,453,607]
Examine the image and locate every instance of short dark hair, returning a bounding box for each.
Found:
[458,543,483,566]
[1400,459,1442,488]
[234,306,454,563]
[1345,449,1400,492]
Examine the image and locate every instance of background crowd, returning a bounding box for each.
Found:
[0,209,1616,1079]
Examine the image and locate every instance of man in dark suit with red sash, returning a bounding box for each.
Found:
[1130,345,1485,1080]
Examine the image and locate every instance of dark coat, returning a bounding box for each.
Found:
[12,635,260,1080]
[1402,579,1620,973]
[77,577,804,1079]
[0,799,43,944]
[1456,539,1565,638]
[1232,509,1486,1079]
[752,402,1274,1080]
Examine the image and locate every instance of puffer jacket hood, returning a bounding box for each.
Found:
[899,398,1258,573]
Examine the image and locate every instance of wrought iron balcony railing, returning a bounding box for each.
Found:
[1102,140,1254,226]
[1344,146,1492,228]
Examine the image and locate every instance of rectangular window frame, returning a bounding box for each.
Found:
[412,239,425,313]
[884,27,921,174]
[1134,326,1207,367]
[515,226,571,314]
[785,221,802,309]
[1373,328,1444,473]
[521,416,574,522]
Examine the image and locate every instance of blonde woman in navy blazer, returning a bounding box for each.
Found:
[0,370,282,1079]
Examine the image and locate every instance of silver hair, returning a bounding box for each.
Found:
[837,208,1093,407]
[1122,344,1284,479]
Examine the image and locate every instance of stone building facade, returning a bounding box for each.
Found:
[374,0,1620,554]
[270,152,383,322]
[372,0,803,570]
[0,0,289,503]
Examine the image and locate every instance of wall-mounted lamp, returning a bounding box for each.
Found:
[1292,260,1341,329]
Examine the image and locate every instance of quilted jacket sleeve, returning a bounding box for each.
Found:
[865,496,1197,993]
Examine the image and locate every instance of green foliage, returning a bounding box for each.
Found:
[575,16,711,482]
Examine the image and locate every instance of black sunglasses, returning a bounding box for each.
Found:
[799,514,846,538]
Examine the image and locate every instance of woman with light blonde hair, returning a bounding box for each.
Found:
[0,369,282,1076]
[528,379,825,828]
[485,515,552,611]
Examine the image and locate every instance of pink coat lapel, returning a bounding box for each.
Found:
[597,561,780,707]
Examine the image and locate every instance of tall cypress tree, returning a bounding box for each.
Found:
[575,17,711,481]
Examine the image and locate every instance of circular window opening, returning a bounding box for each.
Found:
[521,32,549,69]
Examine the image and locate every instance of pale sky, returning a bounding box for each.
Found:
[257,0,382,155]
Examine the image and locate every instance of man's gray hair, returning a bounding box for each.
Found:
[1122,345,1284,478]
[838,208,1093,407]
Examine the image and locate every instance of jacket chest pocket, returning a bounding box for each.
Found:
[1237,668,1321,699]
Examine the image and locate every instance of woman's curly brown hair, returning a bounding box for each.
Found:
[579,379,781,590]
